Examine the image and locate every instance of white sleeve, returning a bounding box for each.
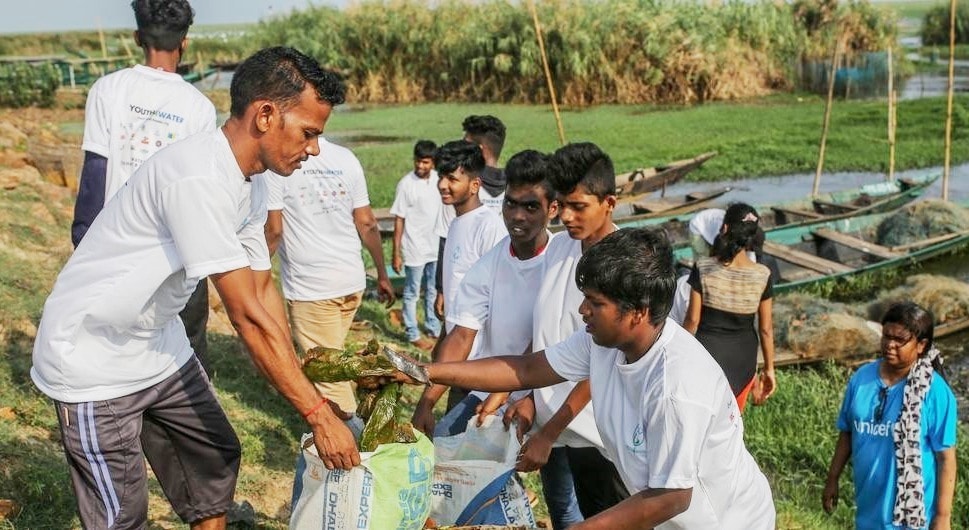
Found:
[543,330,593,381]
[198,99,218,133]
[264,171,285,210]
[446,253,494,331]
[388,177,408,218]
[160,176,250,280]
[478,214,507,256]
[644,396,706,490]
[238,175,271,271]
[348,155,370,209]
[80,80,110,157]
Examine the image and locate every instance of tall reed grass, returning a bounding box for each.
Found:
[252,0,895,105]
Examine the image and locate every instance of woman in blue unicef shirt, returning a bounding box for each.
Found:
[823,302,957,529]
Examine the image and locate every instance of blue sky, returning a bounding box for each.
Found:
[1,0,341,35]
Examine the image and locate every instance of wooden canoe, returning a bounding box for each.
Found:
[614,151,717,197]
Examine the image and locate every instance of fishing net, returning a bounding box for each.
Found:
[303,339,417,451]
[773,293,878,359]
[867,274,969,325]
[875,199,969,247]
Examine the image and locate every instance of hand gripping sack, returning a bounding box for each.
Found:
[289,431,434,530]
[430,416,536,527]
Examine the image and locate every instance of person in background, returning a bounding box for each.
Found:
[392,228,776,529]
[264,126,396,422]
[71,0,217,370]
[411,149,558,438]
[431,139,507,413]
[824,301,957,530]
[391,140,442,351]
[33,46,359,530]
[683,202,777,411]
[434,115,508,319]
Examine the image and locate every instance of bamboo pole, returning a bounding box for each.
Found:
[887,46,896,182]
[942,0,957,201]
[97,22,108,60]
[813,32,847,197]
[527,0,566,146]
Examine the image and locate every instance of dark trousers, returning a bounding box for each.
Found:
[179,280,210,373]
[566,446,630,518]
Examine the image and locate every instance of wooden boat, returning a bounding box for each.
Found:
[614,151,717,197]
[674,203,969,297]
[758,173,939,231]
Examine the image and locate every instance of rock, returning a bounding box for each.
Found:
[0,121,27,150]
[0,407,15,421]
[0,166,41,190]
[0,149,29,169]
[227,500,255,526]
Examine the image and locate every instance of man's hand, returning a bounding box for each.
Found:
[377,277,396,308]
[412,400,437,438]
[392,254,403,275]
[307,403,360,470]
[516,431,553,472]
[475,392,509,426]
[503,393,535,442]
[821,478,839,514]
[434,292,444,319]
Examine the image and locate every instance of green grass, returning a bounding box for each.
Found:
[320,95,969,208]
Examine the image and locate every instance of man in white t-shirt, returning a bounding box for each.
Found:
[394,228,776,530]
[411,149,558,438]
[433,116,507,316]
[390,140,442,351]
[433,139,507,411]
[264,137,395,418]
[32,47,362,529]
[71,0,218,371]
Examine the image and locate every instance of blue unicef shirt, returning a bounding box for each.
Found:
[836,361,957,530]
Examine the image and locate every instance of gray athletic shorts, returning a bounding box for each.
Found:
[53,358,241,528]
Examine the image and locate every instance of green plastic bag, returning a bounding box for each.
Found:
[290,431,435,530]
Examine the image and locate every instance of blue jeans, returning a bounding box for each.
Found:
[403,262,441,342]
[541,447,584,529]
[433,394,481,438]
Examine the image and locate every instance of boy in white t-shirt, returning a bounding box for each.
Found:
[33,47,361,529]
[394,228,776,530]
[71,0,218,370]
[433,139,507,412]
[390,140,442,351]
[411,149,558,438]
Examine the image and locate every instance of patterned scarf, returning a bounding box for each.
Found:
[891,346,941,528]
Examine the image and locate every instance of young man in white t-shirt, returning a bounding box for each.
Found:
[411,149,558,438]
[393,228,776,530]
[32,47,362,529]
[390,140,442,351]
[433,139,507,411]
[71,0,218,371]
[264,137,395,418]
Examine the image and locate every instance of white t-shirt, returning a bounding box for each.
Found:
[668,274,691,325]
[546,323,775,529]
[531,235,602,449]
[265,139,370,301]
[441,205,507,312]
[32,130,270,403]
[448,233,554,400]
[434,188,505,238]
[389,170,441,266]
[82,64,217,204]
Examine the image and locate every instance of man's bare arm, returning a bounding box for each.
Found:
[210,266,358,470]
[265,210,284,257]
[426,352,565,392]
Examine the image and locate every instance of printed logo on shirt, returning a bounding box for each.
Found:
[128,105,186,124]
[853,419,894,438]
[627,424,646,454]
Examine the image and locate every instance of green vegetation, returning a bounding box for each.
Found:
[0,63,60,107]
[921,3,969,46]
[317,95,969,207]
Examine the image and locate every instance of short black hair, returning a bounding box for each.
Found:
[433,140,485,177]
[413,140,437,160]
[230,46,346,118]
[550,142,616,200]
[504,150,556,203]
[131,0,194,51]
[462,115,506,159]
[576,228,675,325]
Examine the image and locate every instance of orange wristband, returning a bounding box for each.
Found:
[302,396,329,419]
